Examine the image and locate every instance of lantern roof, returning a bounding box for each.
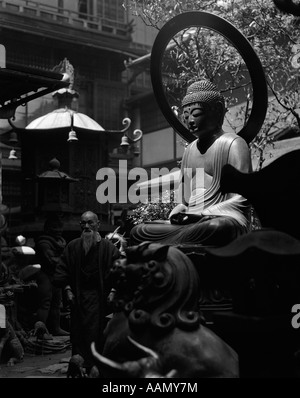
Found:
[36,158,77,182]
[23,59,104,133]
[25,107,104,132]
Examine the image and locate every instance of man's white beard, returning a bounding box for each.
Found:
[81,231,98,254]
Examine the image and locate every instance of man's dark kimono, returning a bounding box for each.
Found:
[53,237,120,370]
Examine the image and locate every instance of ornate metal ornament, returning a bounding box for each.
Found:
[150,11,268,144]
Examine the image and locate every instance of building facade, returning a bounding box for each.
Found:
[0,0,158,239]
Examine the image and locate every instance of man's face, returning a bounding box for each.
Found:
[80,214,99,254]
[182,102,218,139]
[79,215,99,234]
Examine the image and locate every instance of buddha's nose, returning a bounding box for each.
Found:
[188,118,195,128]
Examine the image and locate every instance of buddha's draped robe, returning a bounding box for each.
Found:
[130,133,251,247]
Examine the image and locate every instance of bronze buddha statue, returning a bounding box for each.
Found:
[130,80,252,247]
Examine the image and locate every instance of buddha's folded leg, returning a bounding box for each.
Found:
[130,216,247,246]
[130,223,184,245]
[188,216,247,246]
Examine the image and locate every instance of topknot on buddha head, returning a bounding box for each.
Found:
[182,80,225,111]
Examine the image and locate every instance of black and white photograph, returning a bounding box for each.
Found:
[0,0,300,383]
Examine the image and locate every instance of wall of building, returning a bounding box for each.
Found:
[0,0,154,237]
[130,14,157,49]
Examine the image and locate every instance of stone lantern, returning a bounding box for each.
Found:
[36,157,77,214]
[8,59,142,236]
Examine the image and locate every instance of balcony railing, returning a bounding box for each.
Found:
[0,0,130,38]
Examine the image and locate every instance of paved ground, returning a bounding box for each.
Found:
[0,336,72,378]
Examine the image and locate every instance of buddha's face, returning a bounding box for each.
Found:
[182,102,221,139]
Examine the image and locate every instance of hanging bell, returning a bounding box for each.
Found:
[67,129,78,142]
[9,131,18,144]
[120,135,130,146]
[8,149,17,159]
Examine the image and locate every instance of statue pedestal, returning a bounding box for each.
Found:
[212,311,299,378]
[177,241,300,377]
[176,244,233,325]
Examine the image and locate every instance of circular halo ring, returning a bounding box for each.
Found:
[150,11,268,144]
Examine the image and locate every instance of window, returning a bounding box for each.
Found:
[97,0,126,23]
[79,0,88,16]
[141,128,187,167]
[58,0,64,11]
[142,128,174,166]
[78,0,94,18]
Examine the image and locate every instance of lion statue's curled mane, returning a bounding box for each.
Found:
[110,242,202,333]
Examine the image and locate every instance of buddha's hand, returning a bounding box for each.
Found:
[168,204,188,219]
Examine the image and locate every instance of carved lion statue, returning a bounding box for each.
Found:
[94,242,239,378]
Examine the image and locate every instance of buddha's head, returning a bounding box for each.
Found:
[181,80,226,139]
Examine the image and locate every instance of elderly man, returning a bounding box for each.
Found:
[130,80,252,246]
[53,211,120,377]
